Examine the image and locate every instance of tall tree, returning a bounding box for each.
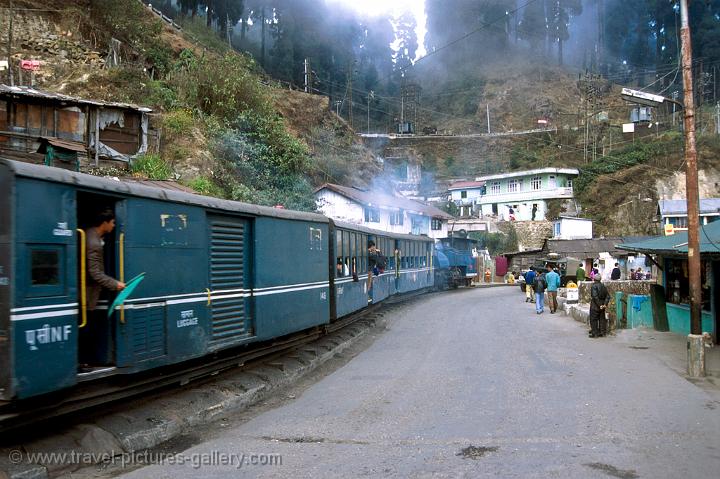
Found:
[549,0,582,65]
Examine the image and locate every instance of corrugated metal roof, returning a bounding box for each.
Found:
[38,137,86,153]
[617,221,720,255]
[316,183,454,220]
[0,84,152,112]
[546,238,626,256]
[448,180,485,190]
[475,167,579,182]
[657,198,720,216]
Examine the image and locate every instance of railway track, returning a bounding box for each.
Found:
[0,289,431,435]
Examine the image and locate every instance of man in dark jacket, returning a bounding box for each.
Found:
[533,271,546,314]
[589,275,610,337]
[80,209,125,366]
[610,263,621,280]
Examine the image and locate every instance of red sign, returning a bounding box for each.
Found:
[20,60,42,71]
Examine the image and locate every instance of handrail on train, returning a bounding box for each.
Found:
[76,229,87,328]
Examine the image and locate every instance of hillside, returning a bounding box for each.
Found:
[0,0,379,209]
[2,0,719,234]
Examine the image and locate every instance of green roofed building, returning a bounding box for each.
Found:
[617,221,720,338]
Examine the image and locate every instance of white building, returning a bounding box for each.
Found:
[448,167,579,221]
[553,216,593,240]
[315,183,453,239]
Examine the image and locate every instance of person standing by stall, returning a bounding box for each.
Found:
[589,275,610,337]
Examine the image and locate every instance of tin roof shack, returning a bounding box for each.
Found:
[0,85,151,167]
[617,221,720,338]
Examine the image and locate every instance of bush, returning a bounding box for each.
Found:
[131,154,172,180]
[163,109,195,136]
[186,176,225,198]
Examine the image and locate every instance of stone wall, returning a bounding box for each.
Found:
[498,220,553,251]
[0,13,105,86]
[578,280,655,323]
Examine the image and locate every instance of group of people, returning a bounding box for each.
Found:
[521,265,561,314]
[522,263,611,338]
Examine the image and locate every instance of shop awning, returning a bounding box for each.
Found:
[616,221,720,256]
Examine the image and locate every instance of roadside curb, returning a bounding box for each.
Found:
[1,316,387,479]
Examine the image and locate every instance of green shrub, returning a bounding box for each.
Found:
[131,154,172,180]
[163,109,195,136]
[186,176,225,198]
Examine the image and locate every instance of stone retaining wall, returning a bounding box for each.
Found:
[578,280,655,324]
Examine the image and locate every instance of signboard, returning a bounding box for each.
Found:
[566,282,579,303]
[621,87,665,106]
[622,123,635,133]
[664,223,675,236]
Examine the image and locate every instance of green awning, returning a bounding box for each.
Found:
[616,221,720,256]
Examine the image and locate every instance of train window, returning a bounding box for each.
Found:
[350,232,357,275]
[336,230,344,277]
[31,250,60,285]
[27,246,65,298]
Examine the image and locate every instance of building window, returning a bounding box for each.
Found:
[490,181,501,195]
[390,210,404,225]
[567,179,573,189]
[507,179,519,193]
[554,222,561,237]
[531,176,542,190]
[461,190,467,199]
[364,207,380,223]
[431,218,443,230]
[669,217,688,228]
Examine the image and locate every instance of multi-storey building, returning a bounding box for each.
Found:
[315,183,453,239]
[448,167,579,221]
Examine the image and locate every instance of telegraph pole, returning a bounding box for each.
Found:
[367,90,374,134]
[7,0,14,86]
[679,0,704,376]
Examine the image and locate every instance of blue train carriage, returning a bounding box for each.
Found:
[0,158,330,400]
[331,222,396,316]
[394,233,434,294]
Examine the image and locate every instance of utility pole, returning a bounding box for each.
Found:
[303,58,310,93]
[347,64,353,128]
[7,0,14,86]
[367,90,374,134]
[486,104,491,134]
[679,0,704,377]
[715,102,719,135]
[334,100,341,117]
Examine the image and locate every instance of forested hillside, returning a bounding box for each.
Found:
[2,0,720,233]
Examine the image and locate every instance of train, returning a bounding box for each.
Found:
[0,158,436,401]
[433,233,478,288]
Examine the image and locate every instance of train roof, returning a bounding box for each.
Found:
[0,158,328,224]
[332,219,434,242]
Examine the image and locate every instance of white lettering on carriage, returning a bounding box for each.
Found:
[177,309,198,328]
[53,222,73,237]
[0,277,8,286]
[25,324,72,351]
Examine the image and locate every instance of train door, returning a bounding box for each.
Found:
[12,178,78,398]
[76,192,122,372]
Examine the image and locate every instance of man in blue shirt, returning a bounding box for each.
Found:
[545,265,561,314]
[524,267,536,303]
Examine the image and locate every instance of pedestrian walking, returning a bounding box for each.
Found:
[545,265,561,314]
[534,270,546,314]
[611,263,621,280]
[575,263,586,282]
[524,267,536,303]
[589,275,610,338]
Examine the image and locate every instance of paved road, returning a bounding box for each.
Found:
[116,287,720,478]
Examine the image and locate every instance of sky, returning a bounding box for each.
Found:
[326,0,427,59]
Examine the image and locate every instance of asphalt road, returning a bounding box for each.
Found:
[115,287,720,479]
